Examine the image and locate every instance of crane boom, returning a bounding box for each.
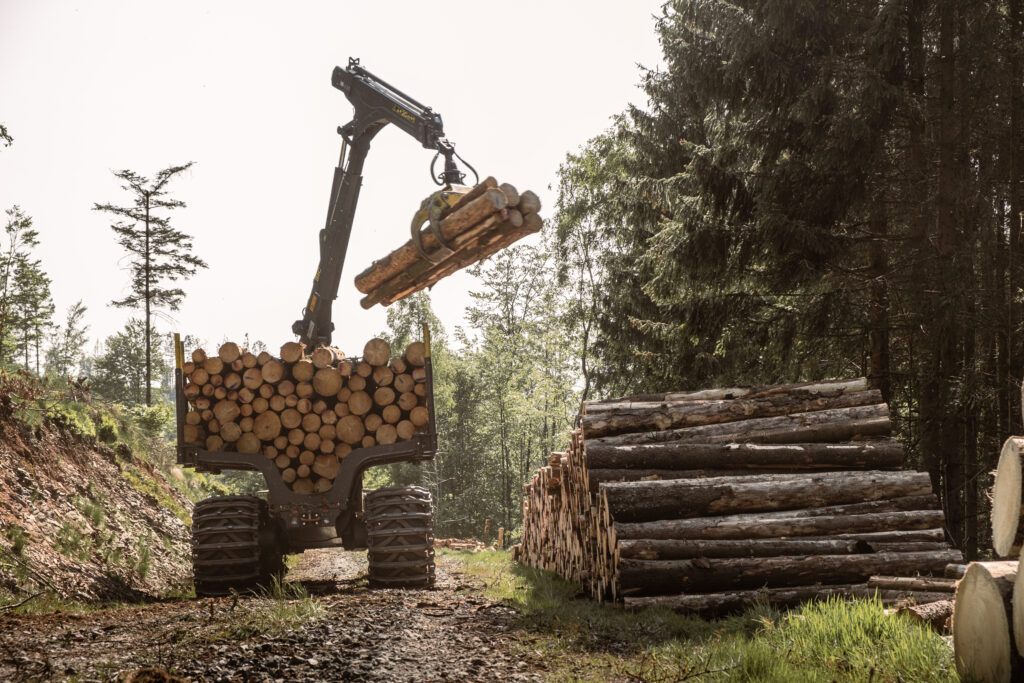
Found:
[292,58,467,347]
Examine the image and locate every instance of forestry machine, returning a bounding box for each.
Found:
[174,58,476,595]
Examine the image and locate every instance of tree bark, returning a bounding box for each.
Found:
[623,584,953,614]
[617,550,961,596]
[613,510,946,541]
[600,470,932,523]
[585,439,903,471]
[582,390,883,439]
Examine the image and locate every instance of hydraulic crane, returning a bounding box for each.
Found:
[292,57,476,348]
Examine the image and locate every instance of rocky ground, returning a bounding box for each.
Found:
[0,550,545,682]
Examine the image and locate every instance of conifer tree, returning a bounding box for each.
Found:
[46,300,89,377]
[94,163,207,405]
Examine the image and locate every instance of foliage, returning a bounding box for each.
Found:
[451,550,956,682]
[91,319,168,406]
[0,123,11,148]
[94,163,207,405]
[45,300,89,378]
[371,251,579,538]
[551,0,1024,560]
[0,206,53,370]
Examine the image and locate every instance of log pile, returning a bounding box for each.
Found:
[354,178,542,309]
[179,337,430,495]
[513,378,962,613]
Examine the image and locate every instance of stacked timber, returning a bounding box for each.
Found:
[179,337,430,495]
[517,378,962,614]
[355,178,542,309]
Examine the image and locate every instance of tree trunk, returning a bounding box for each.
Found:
[589,404,891,447]
[585,439,903,471]
[623,584,953,614]
[613,510,945,541]
[600,470,932,523]
[585,378,869,412]
[617,550,961,596]
[582,390,883,439]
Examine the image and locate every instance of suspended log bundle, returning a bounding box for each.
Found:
[180,337,430,495]
[354,178,542,309]
[515,378,961,613]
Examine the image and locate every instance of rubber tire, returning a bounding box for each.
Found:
[192,495,283,597]
[365,485,435,588]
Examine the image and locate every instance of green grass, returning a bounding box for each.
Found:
[447,549,958,682]
[207,576,324,641]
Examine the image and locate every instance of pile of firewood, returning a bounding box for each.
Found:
[354,177,542,309]
[180,337,429,495]
[513,378,962,613]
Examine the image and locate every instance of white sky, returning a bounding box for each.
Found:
[0,0,663,356]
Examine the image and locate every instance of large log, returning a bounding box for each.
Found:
[582,390,884,439]
[600,470,932,523]
[622,585,954,614]
[617,550,961,596]
[585,378,869,413]
[589,376,868,409]
[585,440,903,471]
[613,510,946,541]
[354,187,509,294]
[590,404,891,447]
[617,537,875,560]
[992,437,1024,557]
[953,561,1021,683]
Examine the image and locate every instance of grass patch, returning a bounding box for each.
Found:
[447,550,957,682]
[208,577,324,641]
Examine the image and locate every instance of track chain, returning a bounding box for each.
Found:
[192,495,282,596]
[365,485,435,588]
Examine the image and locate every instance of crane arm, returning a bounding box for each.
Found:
[292,58,467,347]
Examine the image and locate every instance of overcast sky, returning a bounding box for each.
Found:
[0,0,664,357]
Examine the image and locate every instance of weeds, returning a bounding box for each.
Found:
[208,576,324,641]
[5,524,27,556]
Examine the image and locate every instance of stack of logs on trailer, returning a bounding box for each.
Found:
[180,337,430,495]
[514,378,963,613]
[354,177,542,309]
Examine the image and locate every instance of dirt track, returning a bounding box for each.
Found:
[0,550,543,682]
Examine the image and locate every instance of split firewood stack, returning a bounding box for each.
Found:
[179,337,430,495]
[513,378,962,615]
[354,177,542,309]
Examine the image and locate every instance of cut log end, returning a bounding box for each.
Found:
[992,437,1024,557]
[952,562,1019,683]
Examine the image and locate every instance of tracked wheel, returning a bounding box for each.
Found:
[191,495,283,597]
[365,486,435,588]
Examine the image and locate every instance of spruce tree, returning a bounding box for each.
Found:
[46,300,89,377]
[94,163,207,405]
